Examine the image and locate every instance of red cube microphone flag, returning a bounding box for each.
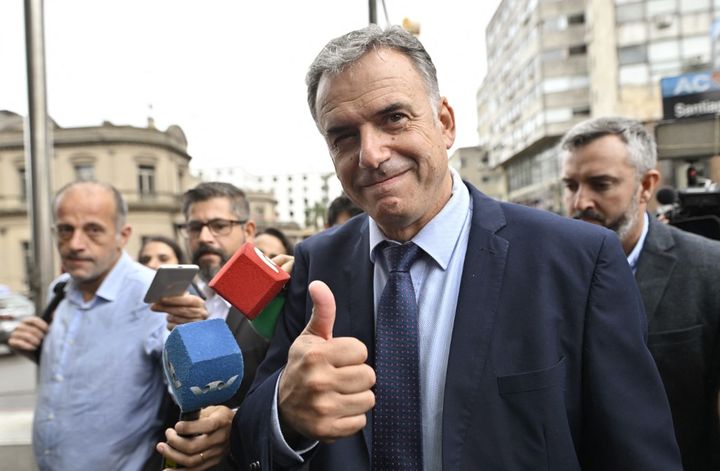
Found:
[209,242,290,319]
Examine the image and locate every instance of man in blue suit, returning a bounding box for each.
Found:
[230,25,681,470]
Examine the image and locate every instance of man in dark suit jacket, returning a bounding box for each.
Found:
[560,116,720,470]
[152,182,275,470]
[229,26,682,470]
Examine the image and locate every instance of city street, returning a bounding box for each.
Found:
[0,352,38,471]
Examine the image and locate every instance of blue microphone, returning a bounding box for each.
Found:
[163,318,244,419]
[162,319,244,468]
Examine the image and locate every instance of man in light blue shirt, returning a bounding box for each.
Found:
[9,181,166,470]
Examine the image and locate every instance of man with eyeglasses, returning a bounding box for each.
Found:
[9,181,168,470]
[152,181,285,470]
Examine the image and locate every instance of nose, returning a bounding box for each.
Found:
[67,228,88,251]
[571,185,594,213]
[358,126,391,169]
[147,258,162,271]
[197,224,217,245]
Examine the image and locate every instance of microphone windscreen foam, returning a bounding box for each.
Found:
[163,318,244,413]
[209,242,290,319]
[656,187,677,205]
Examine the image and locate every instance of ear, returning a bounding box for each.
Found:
[437,97,456,149]
[244,220,257,241]
[117,224,132,248]
[639,169,661,205]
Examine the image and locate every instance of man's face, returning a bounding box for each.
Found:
[315,48,456,241]
[54,185,129,289]
[186,197,255,282]
[561,134,647,246]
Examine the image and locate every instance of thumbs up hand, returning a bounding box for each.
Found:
[278,280,376,445]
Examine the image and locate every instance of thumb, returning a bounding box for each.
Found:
[303,280,336,340]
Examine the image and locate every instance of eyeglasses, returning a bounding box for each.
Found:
[180,218,246,238]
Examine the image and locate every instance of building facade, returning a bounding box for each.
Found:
[0,111,197,294]
[477,0,720,211]
[196,166,343,232]
[450,146,507,201]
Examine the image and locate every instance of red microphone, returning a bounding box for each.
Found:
[209,242,290,320]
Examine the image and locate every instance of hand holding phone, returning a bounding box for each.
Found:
[144,264,199,304]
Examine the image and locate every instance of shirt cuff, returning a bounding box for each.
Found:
[271,371,318,462]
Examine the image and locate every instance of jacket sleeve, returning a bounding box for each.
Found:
[230,242,316,470]
[579,232,682,470]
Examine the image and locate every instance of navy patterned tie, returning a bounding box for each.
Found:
[373,242,424,471]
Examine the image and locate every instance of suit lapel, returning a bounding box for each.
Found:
[442,186,508,470]
[225,307,243,334]
[346,219,375,456]
[635,216,677,324]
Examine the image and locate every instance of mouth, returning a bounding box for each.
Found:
[197,253,220,263]
[362,168,410,189]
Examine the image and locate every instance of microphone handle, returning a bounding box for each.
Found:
[161,409,201,469]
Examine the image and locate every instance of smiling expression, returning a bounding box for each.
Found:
[315,48,456,242]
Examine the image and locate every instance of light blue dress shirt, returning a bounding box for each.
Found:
[368,168,472,470]
[272,168,473,470]
[33,252,167,471]
[626,212,650,273]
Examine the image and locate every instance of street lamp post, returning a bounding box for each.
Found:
[24,0,55,312]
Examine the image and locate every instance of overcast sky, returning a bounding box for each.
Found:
[1,0,501,177]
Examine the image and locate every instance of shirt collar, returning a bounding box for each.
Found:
[369,166,470,270]
[626,212,649,273]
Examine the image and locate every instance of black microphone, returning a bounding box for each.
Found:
[656,187,677,205]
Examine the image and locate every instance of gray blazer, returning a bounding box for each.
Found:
[636,214,720,470]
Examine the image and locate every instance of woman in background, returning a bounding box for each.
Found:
[254,227,294,258]
[138,235,186,270]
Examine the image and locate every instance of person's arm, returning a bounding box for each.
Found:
[8,316,48,362]
[581,232,682,469]
[156,405,235,470]
[230,240,374,469]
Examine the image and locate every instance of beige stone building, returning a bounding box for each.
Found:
[0,110,198,295]
[450,146,507,201]
[477,0,720,212]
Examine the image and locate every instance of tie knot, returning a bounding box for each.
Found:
[383,242,422,273]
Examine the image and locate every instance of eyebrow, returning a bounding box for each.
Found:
[325,102,409,136]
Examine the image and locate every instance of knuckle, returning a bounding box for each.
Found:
[312,397,336,417]
[302,347,327,366]
[304,374,331,394]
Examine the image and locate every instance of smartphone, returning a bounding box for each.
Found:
[143,264,199,303]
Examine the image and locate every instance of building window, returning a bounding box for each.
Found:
[542,48,565,62]
[616,3,646,23]
[18,167,26,201]
[567,13,585,25]
[619,63,650,84]
[74,163,95,181]
[572,105,591,117]
[618,44,648,64]
[679,0,710,12]
[138,164,156,196]
[568,44,588,56]
[647,0,677,15]
[649,39,680,62]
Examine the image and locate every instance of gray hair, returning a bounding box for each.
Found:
[53,181,127,230]
[306,24,441,125]
[559,117,657,177]
[181,181,249,220]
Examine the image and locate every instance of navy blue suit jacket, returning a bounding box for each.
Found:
[231,184,681,470]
